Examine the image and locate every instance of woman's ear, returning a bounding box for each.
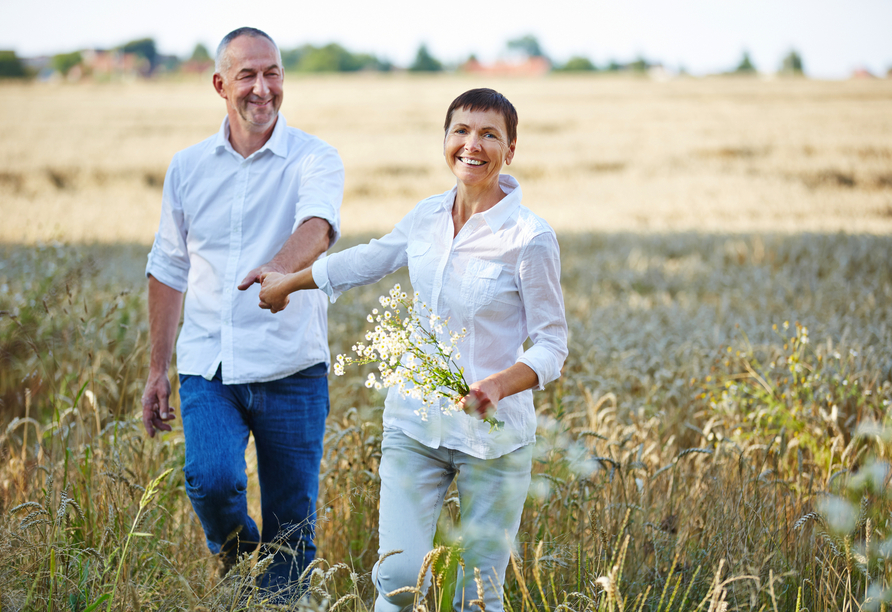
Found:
[506,139,517,165]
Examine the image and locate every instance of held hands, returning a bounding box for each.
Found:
[237,262,285,292]
[257,271,292,313]
[236,263,293,313]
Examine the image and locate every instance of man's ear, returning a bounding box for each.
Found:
[212,73,226,99]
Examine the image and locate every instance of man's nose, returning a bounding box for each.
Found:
[253,75,270,96]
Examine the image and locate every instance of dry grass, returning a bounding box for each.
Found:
[2,230,891,610]
[2,74,892,611]
[1,75,892,243]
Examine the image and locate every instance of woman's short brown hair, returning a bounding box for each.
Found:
[444,88,518,144]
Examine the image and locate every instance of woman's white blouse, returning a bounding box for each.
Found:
[312,175,568,459]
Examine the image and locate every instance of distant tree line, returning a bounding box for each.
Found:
[726,49,804,75]
[0,34,823,80]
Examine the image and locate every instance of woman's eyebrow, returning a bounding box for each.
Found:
[452,122,501,132]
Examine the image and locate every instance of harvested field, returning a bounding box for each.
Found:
[1,75,891,243]
[2,74,892,611]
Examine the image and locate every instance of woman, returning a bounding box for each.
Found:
[258,88,567,611]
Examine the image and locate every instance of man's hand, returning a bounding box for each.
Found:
[237,263,287,291]
[141,368,176,437]
[258,271,292,313]
[144,276,184,438]
[237,217,333,292]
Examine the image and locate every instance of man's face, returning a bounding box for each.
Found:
[214,36,283,133]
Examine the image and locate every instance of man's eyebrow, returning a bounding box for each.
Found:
[236,64,280,75]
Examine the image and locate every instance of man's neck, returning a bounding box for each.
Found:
[228,114,277,158]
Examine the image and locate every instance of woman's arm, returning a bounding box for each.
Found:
[463,231,568,421]
[514,231,569,390]
[461,362,539,420]
[257,199,424,313]
[258,268,317,313]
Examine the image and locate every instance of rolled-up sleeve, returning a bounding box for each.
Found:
[145,156,190,292]
[314,206,415,303]
[311,256,337,302]
[516,231,568,389]
[293,146,345,248]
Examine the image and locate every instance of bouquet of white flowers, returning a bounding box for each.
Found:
[334,284,503,431]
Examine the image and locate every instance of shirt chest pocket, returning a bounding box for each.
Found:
[407,241,434,291]
[461,258,502,311]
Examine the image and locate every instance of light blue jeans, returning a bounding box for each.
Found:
[373,428,533,612]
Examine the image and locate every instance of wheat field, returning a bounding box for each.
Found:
[1,76,892,611]
[1,75,891,243]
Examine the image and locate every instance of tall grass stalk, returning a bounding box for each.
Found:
[1,232,891,610]
[107,468,174,612]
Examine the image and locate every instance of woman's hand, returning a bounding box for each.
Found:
[460,365,539,431]
[258,271,292,313]
[461,379,501,421]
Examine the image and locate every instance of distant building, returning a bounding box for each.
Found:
[22,55,51,73]
[180,59,214,75]
[80,49,143,79]
[460,56,551,77]
[850,67,876,79]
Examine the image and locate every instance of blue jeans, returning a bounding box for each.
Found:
[179,363,329,591]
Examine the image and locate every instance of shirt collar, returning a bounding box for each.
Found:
[440,174,522,233]
[482,175,523,232]
[212,113,289,159]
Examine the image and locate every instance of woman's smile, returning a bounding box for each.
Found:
[444,107,515,190]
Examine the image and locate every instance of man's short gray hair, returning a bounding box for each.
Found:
[215,27,283,76]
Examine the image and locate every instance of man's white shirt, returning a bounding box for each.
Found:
[146,113,344,384]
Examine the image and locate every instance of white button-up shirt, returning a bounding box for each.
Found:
[146,114,344,384]
[313,175,567,459]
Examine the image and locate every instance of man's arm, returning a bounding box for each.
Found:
[237,218,332,290]
[141,275,184,437]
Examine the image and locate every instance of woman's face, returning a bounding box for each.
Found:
[444,107,516,189]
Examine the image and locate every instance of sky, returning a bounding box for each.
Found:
[2,0,891,79]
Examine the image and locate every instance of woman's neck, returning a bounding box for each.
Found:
[452,179,506,236]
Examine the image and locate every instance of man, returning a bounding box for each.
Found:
[141,27,343,592]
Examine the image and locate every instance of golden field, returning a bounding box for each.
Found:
[1,74,891,243]
[1,75,892,611]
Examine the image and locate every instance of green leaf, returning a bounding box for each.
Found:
[82,594,111,612]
